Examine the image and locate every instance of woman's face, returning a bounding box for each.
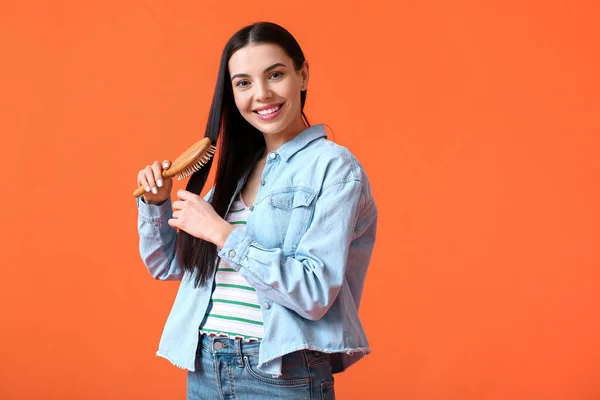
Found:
[228,43,308,138]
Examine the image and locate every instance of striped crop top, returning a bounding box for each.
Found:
[199,192,265,341]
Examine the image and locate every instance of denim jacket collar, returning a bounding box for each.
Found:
[233,124,328,196]
[275,124,327,162]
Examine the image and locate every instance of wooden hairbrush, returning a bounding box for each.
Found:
[132,137,216,198]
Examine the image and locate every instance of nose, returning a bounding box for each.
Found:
[254,81,272,102]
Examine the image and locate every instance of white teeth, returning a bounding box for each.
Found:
[256,105,281,115]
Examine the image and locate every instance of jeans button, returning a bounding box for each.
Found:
[214,342,224,350]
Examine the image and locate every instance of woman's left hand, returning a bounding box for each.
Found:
[169,189,234,248]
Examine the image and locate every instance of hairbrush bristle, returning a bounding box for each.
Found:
[176,145,216,180]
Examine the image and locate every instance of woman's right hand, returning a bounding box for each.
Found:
[137,160,173,205]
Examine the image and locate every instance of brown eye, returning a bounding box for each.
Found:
[236,80,250,88]
[269,71,284,79]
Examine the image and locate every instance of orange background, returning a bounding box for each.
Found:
[1,1,599,399]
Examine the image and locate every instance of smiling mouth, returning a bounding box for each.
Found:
[253,104,283,116]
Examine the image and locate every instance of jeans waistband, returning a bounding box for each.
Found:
[198,332,332,370]
[199,333,261,357]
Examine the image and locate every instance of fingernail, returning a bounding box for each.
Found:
[157,179,163,188]
[163,162,169,168]
[145,186,150,192]
[152,187,158,194]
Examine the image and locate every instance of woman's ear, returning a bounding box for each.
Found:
[300,61,309,91]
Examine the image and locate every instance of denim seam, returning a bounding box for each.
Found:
[351,191,367,238]
[256,185,315,208]
[321,177,360,194]
[214,357,224,400]
[228,361,236,399]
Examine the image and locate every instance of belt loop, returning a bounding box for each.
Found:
[235,338,244,367]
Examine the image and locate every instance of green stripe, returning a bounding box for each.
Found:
[201,328,262,340]
[216,283,255,291]
[230,221,247,225]
[229,208,244,212]
[217,268,237,272]
[210,314,264,325]
[212,298,261,309]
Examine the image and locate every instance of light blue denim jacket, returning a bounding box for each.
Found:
[136,124,378,376]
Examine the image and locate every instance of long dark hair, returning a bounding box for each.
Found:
[176,22,310,287]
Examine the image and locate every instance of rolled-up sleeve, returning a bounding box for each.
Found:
[137,197,183,281]
[137,187,215,281]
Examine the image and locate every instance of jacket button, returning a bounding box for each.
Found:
[263,302,270,309]
[269,153,276,160]
[228,250,236,258]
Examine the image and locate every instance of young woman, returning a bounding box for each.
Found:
[136,21,377,399]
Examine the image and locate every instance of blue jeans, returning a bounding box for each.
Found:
[187,334,336,399]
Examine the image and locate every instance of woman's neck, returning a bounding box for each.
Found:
[262,117,308,155]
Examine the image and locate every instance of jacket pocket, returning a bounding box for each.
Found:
[268,187,317,255]
[270,188,316,211]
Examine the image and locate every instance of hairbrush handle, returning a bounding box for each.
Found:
[132,137,216,198]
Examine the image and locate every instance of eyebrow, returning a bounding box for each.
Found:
[231,63,287,81]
